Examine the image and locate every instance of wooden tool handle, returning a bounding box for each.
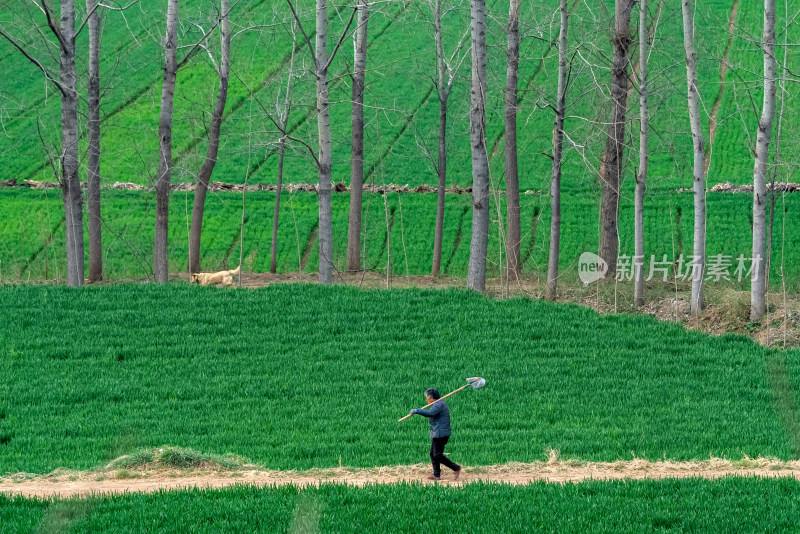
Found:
[397,384,470,422]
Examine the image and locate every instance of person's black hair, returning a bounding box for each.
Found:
[424,388,441,399]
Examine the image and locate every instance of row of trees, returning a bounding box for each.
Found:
[621,0,776,321]
[0,0,787,321]
[588,0,779,321]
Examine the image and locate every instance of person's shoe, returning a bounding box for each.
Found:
[453,467,462,481]
[427,475,441,481]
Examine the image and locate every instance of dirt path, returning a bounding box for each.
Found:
[3,459,800,499]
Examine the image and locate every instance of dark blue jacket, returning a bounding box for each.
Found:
[415,401,451,438]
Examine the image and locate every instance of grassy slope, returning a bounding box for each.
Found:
[1,284,799,473]
[3,478,800,533]
[2,188,798,292]
[2,0,797,191]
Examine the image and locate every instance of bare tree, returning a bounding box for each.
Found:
[287,0,356,285]
[60,0,85,286]
[681,0,706,315]
[346,0,369,272]
[766,0,788,290]
[545,0,568,301]
[751,0,776,321]
[633,0,648,307]
[418,1,470,278]
[2,1,142,285]
[188,0,231,274]
[315,0,334,284]
[271,24,298,274]
[504,0,521,277]
[86,0,102,282]
[0,0,87,286]
[154,0,180,283]
[598,0,634,279]
[466,0,489,292]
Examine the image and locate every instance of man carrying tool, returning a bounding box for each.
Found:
[409,388,462,481]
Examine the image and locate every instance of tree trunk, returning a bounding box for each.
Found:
[598,0,634,278]
[346,0,369,272]
[466,0,489,292]
[271,27,297,274]
[504,0,520,278]
[188,0,230,274]
[431,0,448,278]
[60,0,85,286]
[154,0,179,283]
[86,0,102,282]
[316,0,333,285]
[271,141,287,274]
[545,0,568,301]
[751,0,776,321]
[682,0,706,315]
[634,0,648,307]
[766,0,788,291]
[432,97,447,277]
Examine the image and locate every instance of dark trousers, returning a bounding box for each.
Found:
[430,436,460,477]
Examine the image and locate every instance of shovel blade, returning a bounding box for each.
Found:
[467,377,486,389]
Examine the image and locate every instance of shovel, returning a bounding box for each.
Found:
[398,377,486,422]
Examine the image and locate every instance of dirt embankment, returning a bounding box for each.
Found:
[0,178,540,196]
[677,181,800,194]
[9,178,800,195]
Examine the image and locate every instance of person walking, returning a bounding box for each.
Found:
[409,388,462,481]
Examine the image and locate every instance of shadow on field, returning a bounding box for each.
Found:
[766,351,800,458]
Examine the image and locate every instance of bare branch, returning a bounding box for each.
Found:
[232,70,321,169]
[231,22,284,41]
[28,0,47,15]
[75,0,143,42]
[176,0,241,71]
[0,27,67,96]
[98,0,141,9]
[413,123,439,174]
[39,0,69,52]
[285,0,317,69]
[76,0,141,39]
[323,6,357,71]
[186,21,219,73]
[447,26,471,93]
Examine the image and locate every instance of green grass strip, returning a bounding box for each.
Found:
[2,477,800,533]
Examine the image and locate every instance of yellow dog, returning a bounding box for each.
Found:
[190,265,240,287]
